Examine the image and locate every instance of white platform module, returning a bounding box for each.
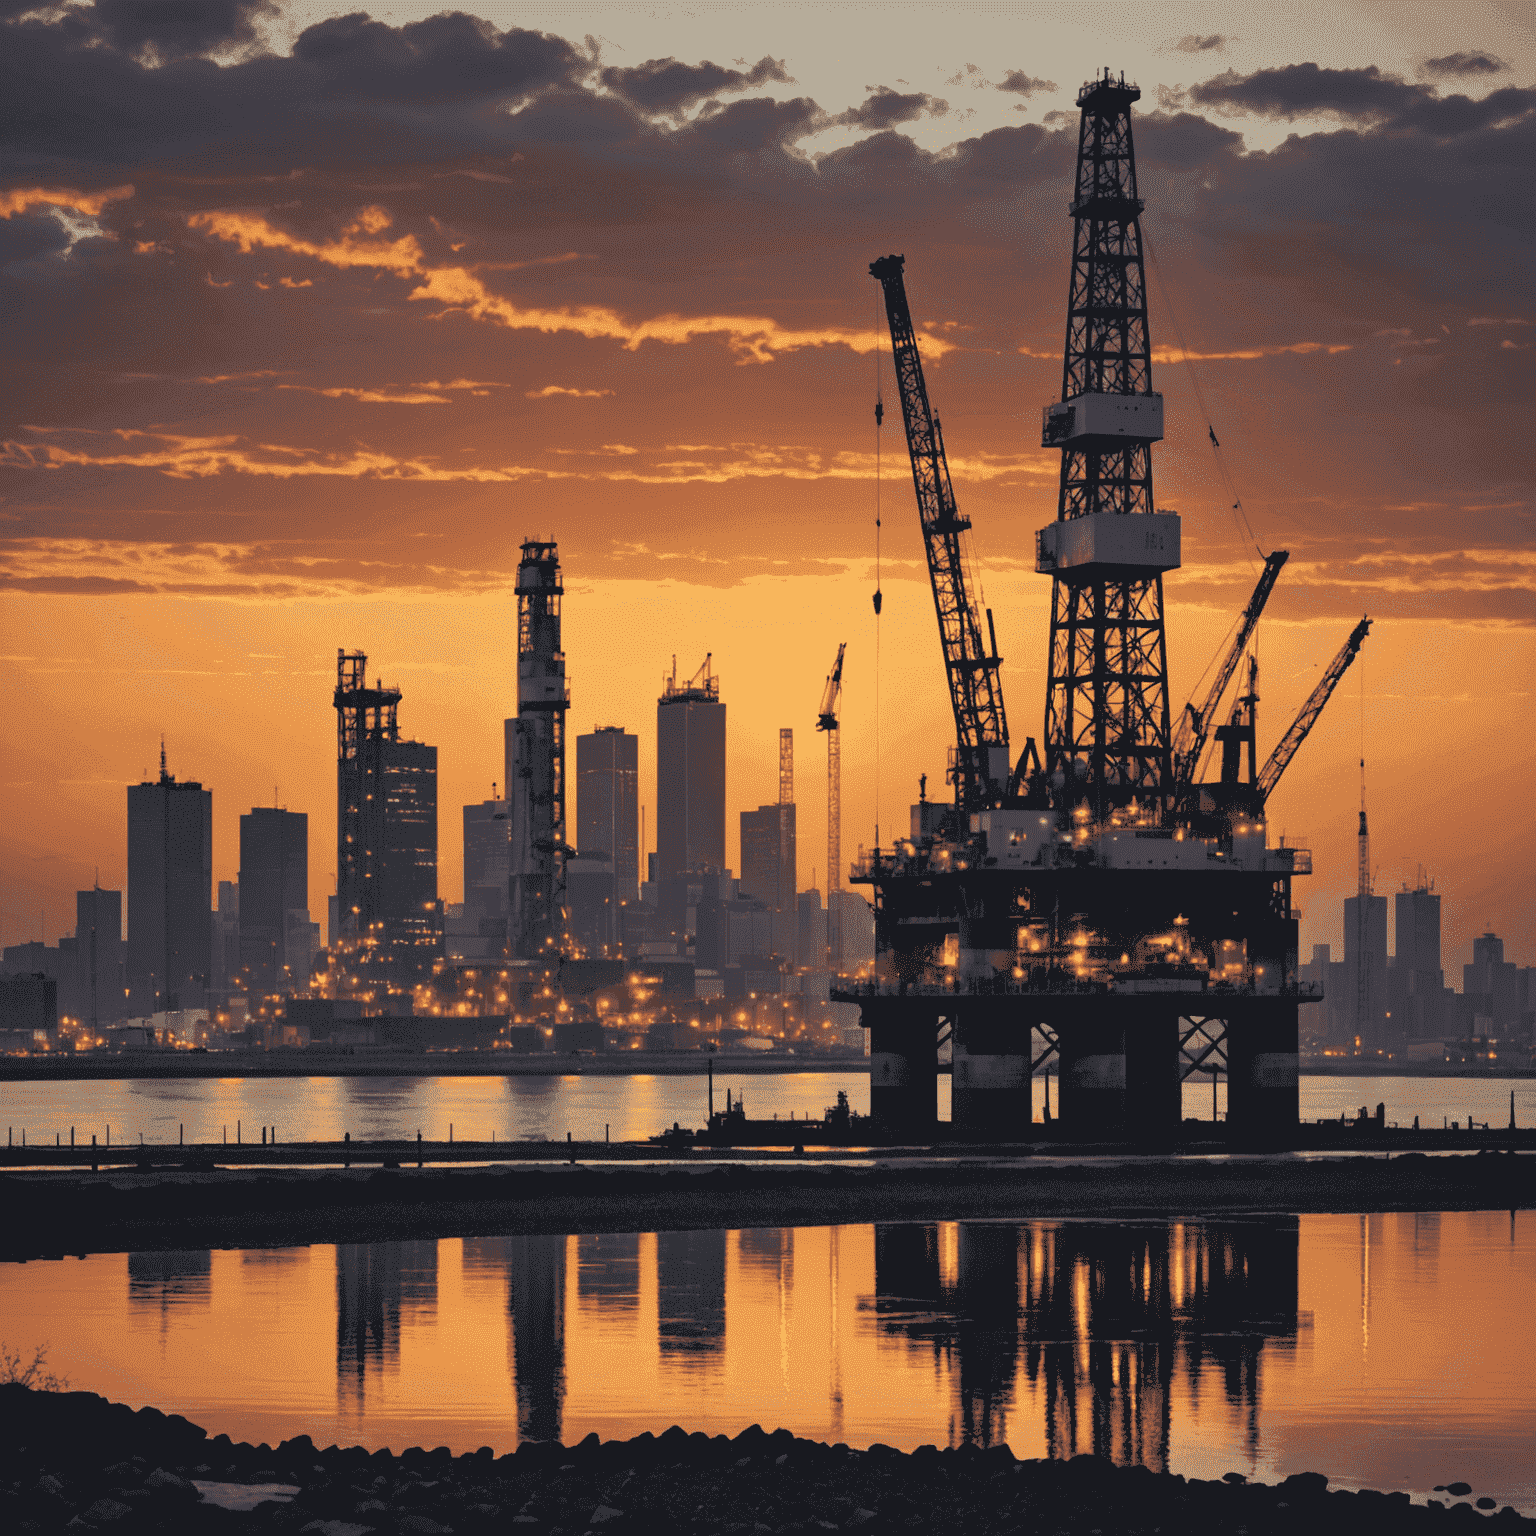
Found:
[1042,391,1163,447]
[1035,510,1181,575]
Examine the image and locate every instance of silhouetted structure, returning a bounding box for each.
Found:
[127,748,212,1014]
[507,542,569,960]
[740,804,795,912]
[334,652,439,975]
[1389,880,1448,1040]
[577,728,639,908]
[462,795,510,932]
[238,807,308,995]
[656,657,725,879]
[75,886,124,1028]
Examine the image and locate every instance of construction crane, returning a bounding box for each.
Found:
[1170,548,1289,813]
[1255,616,1371,803]
[817,642,846,969]
[870,254,1011,814]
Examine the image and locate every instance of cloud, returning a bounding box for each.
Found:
[836,86,948,130]
[90,0,278,61]
[527,385,614,398]
[1422,51,1508,77]
[600,54,791,114]
[0,185,135,219]
[187,206,924,363]
[1173,35,1229,54]
[996,71,1056,98]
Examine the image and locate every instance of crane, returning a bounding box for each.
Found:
[817,642,846,969]
[1170,548,1289,813]
[870,254,1011,814]
[1255,616,1371,803]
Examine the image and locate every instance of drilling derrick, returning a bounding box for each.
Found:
[1039,71,1179,817]
[509,540,569,960]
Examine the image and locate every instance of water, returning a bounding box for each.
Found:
[2,1213,1532,1508]
[4,1073,1531,1146]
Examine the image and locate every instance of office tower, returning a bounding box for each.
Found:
[1343,891,1388,1050]
[1390,881,1448,1039]
[75,887,124,1027]
[212,881,240,997]
[335,652,440,972]
[507,542,569,960]
[127,747,212,1014]
[238,807,308,995]
[577,727,639,908]
[1464,932,1520,1034]
[564,853,615,957]
[656,656,726,878]
[463,797,511,926]
[740,804,796,911]
[797,888,827,971]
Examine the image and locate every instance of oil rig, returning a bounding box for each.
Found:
[840,70,1369,1146]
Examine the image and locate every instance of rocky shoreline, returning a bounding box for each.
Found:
[1,1385,1528,1534]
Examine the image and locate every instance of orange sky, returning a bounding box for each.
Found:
[1,2,1532,973]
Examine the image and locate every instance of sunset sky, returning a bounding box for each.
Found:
[2,0,1532,975]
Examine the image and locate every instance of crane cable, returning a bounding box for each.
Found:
[873,279,884,849]
[1143,226,1261,571]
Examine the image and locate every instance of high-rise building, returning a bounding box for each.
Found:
[238,807,308,995]
[797,888,827,972]
[74,887,124,1027]
[213,880,240,997]
[1389,882,1448,1040]
[1464,932,1520,1035]
[127,749,212,1014]
[577,728,639,909]
[656,657,725,879]
[334,652,439,973]
[740,805,796,911]
[1343,892,1388,1050]
[463,797,510,927]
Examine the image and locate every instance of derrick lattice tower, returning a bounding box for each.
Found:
[1039,70,1178,817]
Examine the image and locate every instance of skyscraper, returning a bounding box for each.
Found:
[740,804,796,911]
[656,657,725,878]
[1390,881,1448,1040]
[463,796,510,928]
[239,807,308,994]
[1343,891,1388,1050]
[334,652,439,973]
[577,727,639,908]
[74,886,124,1027]
[127,748,212,1013]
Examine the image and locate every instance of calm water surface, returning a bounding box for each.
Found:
[2,1214,1532,1508]
[4,1073,1532,1145]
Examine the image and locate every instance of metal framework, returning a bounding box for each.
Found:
[1044,72,1173,815]
[334,650,400,940]
[1171,550,1288,812]
[817,642,846,968]
[870,254,1010,812]
[779,728,793,805]
[510,541,569,959]
[1255,617,1370,802]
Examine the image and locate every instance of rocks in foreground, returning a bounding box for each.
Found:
[0,1385,1528,1534]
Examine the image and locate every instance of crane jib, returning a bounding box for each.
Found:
[871,253,1010,810]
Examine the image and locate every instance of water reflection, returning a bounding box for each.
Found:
[10,1212,1527,1509]
[336,1242,437,1411]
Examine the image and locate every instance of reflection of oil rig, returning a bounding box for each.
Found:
[839,71,1367,1145]
[870,1218,1300,1461]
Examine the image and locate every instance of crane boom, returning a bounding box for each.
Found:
[817,642,846,731]
[1256,616,1371,803]
[1171,548,1289,809]
[870,254,1009,812]
[816,642,846,969]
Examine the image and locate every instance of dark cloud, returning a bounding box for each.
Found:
[684,95,827,151]
[836,85,946,130]
[1173,35,1228,54]
[996,70,1056,97]
[92,0,277,60]
[1189,62,1536,137]
[600,54,791,114]
[1423,51,1508,77]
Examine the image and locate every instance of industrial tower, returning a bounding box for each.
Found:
[508,541,569,959]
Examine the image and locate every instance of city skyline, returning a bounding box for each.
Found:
[1,2,1532,976]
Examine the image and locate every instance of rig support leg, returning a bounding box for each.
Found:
[1058,1013,1127,1140]
[951,1013,1032,1142]
[1227,1004,1300,1147]
[1124,1010,1182,1145]
[868,1009,940,1142]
